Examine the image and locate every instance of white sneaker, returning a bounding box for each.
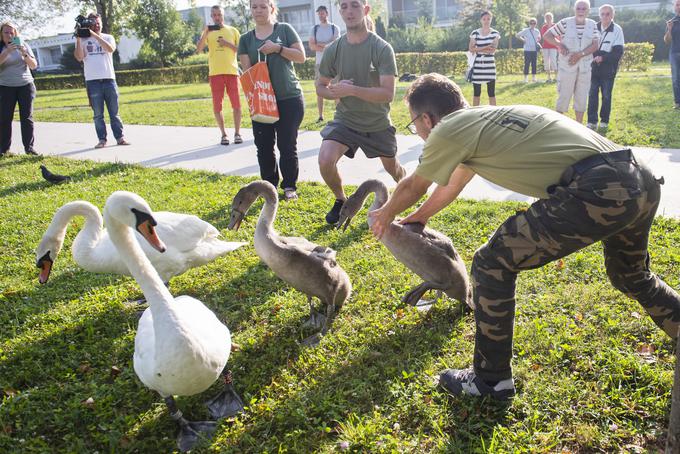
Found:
[586,123,597,130]
[598,122,608,130]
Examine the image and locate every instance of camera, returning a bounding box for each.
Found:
[208,24,222,31]
[74,15,96,38]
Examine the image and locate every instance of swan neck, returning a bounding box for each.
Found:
[366,180,388,211]
[256,185,278,232]
[48,202,103,248]
[104,212,173,305]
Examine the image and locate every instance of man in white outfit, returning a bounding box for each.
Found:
[544,0,600,124]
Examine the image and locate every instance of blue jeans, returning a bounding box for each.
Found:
[587,73,615,125]
[86,79,124,142]
[671,52,680,105]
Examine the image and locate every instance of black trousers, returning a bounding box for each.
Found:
[252,95,305,190]
[0,83,36,154]
[523,51,537,75]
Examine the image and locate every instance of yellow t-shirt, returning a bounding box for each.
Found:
[207,25,240,76]
[415,105,620,199]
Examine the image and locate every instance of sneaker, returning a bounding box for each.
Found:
[586,123,597,130]
[94,140,106,149]
[117,138,131,146]
[439,368,515,400]
[674,104,680,110]
[317,116,324,123]
[598,122,608,130]
[325,199,345,224]
[25,148,40,156]
[283,188,298,201]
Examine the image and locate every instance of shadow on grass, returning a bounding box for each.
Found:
[0,161,133,199]
[213,301,509,452]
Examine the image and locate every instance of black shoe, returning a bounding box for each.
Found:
[325,199,345,224]
[317,116,324,123]
[26,148,40,156]
[439,368,515,400]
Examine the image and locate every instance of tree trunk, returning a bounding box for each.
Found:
[667,328,680,453]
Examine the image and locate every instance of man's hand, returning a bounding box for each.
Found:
[568,52,582,65]
[668,19,675,31]
[399,211,429,227]
[328,79,355,98]
[559,43,569,56]
[593,55,603,64]
[368,207,394,240]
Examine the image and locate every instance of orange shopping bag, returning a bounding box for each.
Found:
[240,56,279,124]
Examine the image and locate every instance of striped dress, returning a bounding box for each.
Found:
[469,28,500,84]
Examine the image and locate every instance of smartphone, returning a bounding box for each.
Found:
[208,24,221,31]
[11,36,22,46]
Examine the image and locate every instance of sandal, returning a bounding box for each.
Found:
[283,188,298,201]
[221,135,230,145]
[233,134,243,144]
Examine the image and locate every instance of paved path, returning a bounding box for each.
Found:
[16,121,680,218]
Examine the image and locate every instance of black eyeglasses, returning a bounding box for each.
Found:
[404,113,421,134]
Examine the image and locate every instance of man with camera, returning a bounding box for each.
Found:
[196,5,242,146]
[74,12,129,149]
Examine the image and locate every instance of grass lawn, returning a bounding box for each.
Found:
[33,64,680,148]
[0,156,678,452]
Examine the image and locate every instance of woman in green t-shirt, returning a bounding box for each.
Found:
[238,0,306,201]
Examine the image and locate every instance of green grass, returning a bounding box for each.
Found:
[33,63,680,148]
[0,156,678,452]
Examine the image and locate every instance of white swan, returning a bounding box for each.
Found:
[104,191,243,452]
[36,200,246,284]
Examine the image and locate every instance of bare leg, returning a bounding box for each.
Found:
[318,140,350,201]
[489,97,497,106]
[380,156,406,183]
[232,108,241,136]
[574,111,584,123]
[213,111,226,138]
[472,96,481,107]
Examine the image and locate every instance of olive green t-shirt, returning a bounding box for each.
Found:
[318,32,398,132]
[415,105,621,199]
[238,22,302,100]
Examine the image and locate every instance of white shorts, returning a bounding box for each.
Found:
[556,68,591,113]
[542,48,557,72]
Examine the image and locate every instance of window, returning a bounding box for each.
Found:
[279,6,312,36]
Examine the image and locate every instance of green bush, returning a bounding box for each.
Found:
[33,43,655,90]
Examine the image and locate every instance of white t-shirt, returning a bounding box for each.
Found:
[81,33,116,81]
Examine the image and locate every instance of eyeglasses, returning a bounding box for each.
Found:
[530,21,536,24]
[405,113,421,134]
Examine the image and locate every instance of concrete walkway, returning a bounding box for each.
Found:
[16,121,680,218]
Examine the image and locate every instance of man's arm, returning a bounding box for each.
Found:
[328,74,395,103]
[196,26,208,54]
[74,38,85,62]
[399,165,476,226]
[665,19,674,45]
[368,173,433,240]
[315,74,337,99]
[91,32,115,53]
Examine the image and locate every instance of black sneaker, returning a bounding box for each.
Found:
[317,116,324,123]
[26,148,40,156]
[439,368,515,400]
[325,199,345,224]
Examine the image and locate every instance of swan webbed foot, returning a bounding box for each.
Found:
[164,396,217,452]
[301,309,327,331]
[205,372,244,419]
[402,283,444,312]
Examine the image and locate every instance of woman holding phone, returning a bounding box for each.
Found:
[0,21,39,156]
[238,0,306,201]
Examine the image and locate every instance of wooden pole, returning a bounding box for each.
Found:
[666,327,680,453]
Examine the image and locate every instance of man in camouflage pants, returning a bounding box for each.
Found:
[369,73,680,400]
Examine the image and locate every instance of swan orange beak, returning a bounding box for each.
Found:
[137,221,166,253]
[37,257,53,284]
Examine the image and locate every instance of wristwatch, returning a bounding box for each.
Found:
[277,44,284,54]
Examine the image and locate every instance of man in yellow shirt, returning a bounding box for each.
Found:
[196,5,242,145]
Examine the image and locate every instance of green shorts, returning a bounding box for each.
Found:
[320,121,398,159]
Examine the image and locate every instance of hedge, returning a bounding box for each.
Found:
[33,42,655,90]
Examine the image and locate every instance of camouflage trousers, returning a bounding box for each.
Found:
[471,149,680,382]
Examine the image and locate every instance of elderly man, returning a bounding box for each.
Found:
[544,0,600,124]
[370,73,680,399]
[587,4,624,131]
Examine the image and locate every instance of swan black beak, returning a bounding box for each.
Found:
[37,252,53,284]
[228,210,244,231]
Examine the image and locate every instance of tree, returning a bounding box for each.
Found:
[0,0,77,35]
[493,0,529,49]
[129,0,194,67]
[78,0,138,37]
[221,0,253,34]
[60,45,84,72]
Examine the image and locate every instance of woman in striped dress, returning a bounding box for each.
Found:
[468,11,500,106]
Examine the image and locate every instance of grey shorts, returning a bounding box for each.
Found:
[320,120,398,159]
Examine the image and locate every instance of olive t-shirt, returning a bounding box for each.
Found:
[238,22,302,100]
[416,105,621,198]
[318,32,397,132]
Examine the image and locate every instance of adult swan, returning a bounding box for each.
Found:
[36,200,245,284]
[104,191,243,452]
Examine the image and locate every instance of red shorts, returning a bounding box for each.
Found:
[209,74,241,112]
